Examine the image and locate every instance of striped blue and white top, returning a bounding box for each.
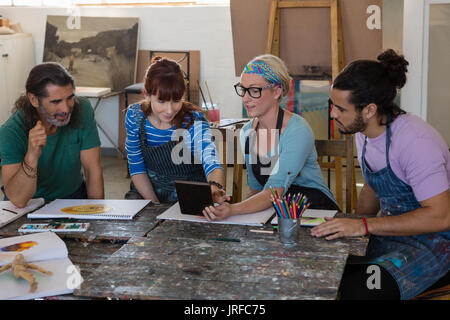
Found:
[125,103,223,177]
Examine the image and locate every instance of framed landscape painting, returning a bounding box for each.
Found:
[44,15,139,91]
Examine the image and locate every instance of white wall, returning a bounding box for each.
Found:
[382,0,403,52]
[427,3,450,146]
[401,0,426,118]
[0,5,242,147]
[396,0,450,147]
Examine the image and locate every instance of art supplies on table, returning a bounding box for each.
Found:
[269,186,311,220]
[175,180,214,216]
[269,186,337,227]
[0,198,45,228]
[27,199,150,220]
[0,232,82,300]
[157,202,275,227]
[19,223,90,233]
[278,217,300,247]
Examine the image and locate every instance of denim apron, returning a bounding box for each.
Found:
[361,121,450,300]
[136,111,206,202]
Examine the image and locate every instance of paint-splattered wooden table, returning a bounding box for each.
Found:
[0,202,368,300]
[74,216,368,300]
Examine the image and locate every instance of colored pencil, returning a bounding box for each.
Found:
[300,203,311,218]
[293,202,297,219]
[271,199,284,219]
[271,195,286,219]
[268,190,310,220]
[277,199,288,219]
[269,186,277,199]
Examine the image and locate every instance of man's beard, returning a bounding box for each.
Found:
[335,111,367,135]
[38,104,72,127]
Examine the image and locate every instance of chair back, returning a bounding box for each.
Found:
[212,123,245,203]
[315,135,355,213]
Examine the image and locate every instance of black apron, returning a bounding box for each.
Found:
[126,113,206,202]
[245,108,339,210]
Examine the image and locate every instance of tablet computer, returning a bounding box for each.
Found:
[175,180,214,215]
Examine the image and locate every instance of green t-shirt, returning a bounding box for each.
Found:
[0,97,101,201]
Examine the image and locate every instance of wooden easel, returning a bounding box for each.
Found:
[265,0,357,211]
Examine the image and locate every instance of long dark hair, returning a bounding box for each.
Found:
[142,56,203,129]
[333,49,409,124]
[13,62,80,131]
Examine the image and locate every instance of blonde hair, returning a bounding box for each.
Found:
[246,54,292,100]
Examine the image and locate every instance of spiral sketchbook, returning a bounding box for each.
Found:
[27,199,151,220]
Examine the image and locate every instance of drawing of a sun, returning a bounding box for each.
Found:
[61,204,112,215]
[0,241,38,252]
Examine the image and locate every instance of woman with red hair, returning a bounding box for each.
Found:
[124,57,227,204]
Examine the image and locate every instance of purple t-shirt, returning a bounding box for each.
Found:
[356,113,450,202]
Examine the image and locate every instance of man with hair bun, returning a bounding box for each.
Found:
[311,49,450,300]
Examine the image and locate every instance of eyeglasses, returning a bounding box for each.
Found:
[234,83,276,99]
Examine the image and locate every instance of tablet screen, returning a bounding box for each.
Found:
[175,180,214,216]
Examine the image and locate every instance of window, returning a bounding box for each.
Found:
[0,0,229,6]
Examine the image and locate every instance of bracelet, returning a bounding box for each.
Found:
[361,217,370,236]
[22,160,37,172]
[209,181,224,190]
[21,161,37,179]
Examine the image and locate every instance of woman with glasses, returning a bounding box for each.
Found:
[202,54,338,221]
[124,56,228,204]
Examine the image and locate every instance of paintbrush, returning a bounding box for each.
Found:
[197,80,208,110]
[205,80,214,108]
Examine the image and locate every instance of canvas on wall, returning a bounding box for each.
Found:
[43,15,139,91]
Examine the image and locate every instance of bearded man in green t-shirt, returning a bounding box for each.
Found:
[0,62,104,207]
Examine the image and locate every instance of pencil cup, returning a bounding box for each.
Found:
[278,219,300,248]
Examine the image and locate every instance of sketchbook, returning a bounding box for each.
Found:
[157,202,275,227]
[271,209,338,227]
[27,199,151,220]
[0,231,82,300]
[0,198,45,228]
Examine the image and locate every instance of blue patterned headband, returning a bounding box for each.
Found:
[243,60,281,86]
